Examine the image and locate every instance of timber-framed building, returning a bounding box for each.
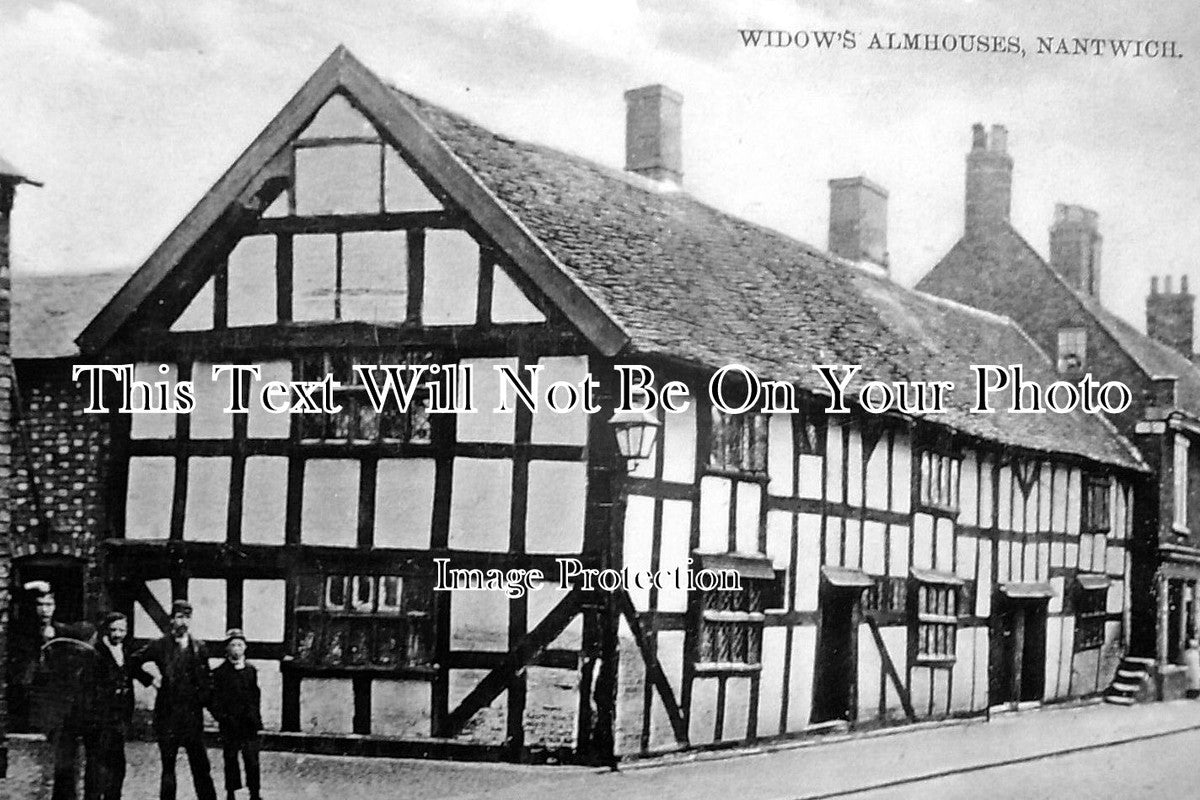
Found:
[3,48,1148,764]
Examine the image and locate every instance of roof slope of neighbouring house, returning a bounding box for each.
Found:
[920,222,1200,417]
[13,270,133,359]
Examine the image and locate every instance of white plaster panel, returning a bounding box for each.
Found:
[190,362,231,440]
[450,591,508,651]
[448,458,512,551]
[735,481,762,554]
[301,459,359,547]
[372,680,432,738]
[375,458,435,549]
[458,358,517,444]
[767,413,793,497]
[698,475,731,552]
[126,457,175,540]
[529,356,589,446]
[130,363,180,439]
[424,229,479,325]
[658,500,692,613]
[183,457,230,542]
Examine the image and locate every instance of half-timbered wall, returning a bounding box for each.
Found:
[109,91,594,755]
[613,371,1134,757]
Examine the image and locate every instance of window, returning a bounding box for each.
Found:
[1175,434,1189,532]
[1057,328,1087,372]
[865,575,907,615]
[697,582,765,669]
[294,572,433,669]
[912,582,958,663]
[794,404,827,457]
[1075,586,1107,651]
[297,351,433,443]
[918,450,960,512]
[1083,475,1111,534]
[709,410,768,474]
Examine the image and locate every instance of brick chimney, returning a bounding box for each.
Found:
[1147,275,1195,359]
[0,155,36,778]
[1049,203,1103,297]
[624,85,682,184]
[964,123,1013,234]
[828,176,888,271]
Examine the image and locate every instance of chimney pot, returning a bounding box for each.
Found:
[1049,203,1102,297]
[1148,276,1195,359]
[827,176,889,270]
[971,123,987,150]
[624,84,683,184]
[964,123,1014,234]
[989,125,1008,153]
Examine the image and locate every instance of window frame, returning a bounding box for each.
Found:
[293,571,434,672]
[909,577,960,665]
[1082,475,1112,535]
[1056,327,1087,372]
[296,350,434,445]
[708,409,769,477]
[1074,584,1108,651]
[693,568,785,674]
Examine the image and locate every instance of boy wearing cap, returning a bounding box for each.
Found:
[130,599,217,800]
[210,629,263,800]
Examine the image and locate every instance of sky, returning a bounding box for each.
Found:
[1,0,1197,333]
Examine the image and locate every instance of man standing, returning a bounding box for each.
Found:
[85,612,133,800]
[131,599,217,800]
[13,581,93,800]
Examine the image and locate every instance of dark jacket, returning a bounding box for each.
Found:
[89,638,135,733]
[14,620,94,734]
[131,635,211,740]
[209,660,263,743]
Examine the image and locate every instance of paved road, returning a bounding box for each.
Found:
[847,728,1196,799]
[5,700,1200,799]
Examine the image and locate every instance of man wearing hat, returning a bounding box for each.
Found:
[85,611,134,800]
[11,580,93,800]
[130,599,217,800]
[210,628,263,800]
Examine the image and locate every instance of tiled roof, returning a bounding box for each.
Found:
[397,90,1143,470]
[13,270,133,359]
[921,223,1200,419]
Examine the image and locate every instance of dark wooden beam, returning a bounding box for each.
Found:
[437,588,584,738]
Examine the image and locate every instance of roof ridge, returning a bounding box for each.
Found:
[1000,221,1200,381]
[390,85,840,269]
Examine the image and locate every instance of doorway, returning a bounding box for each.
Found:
[989,595,1048,707]
[812,587,859,723]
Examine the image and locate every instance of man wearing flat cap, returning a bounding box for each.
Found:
[130,599,217,800]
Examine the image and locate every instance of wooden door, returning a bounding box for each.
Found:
[812,588,858,723]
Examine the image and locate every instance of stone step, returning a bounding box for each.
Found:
[1110,681,1142,693]
[1121,656,1156,667]
[1104,694,1135,705]
[1116,669,1147,680]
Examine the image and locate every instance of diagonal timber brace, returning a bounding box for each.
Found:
[438,587,585,738]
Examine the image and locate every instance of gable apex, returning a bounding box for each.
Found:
[77,46,627,356]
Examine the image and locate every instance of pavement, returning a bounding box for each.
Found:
[6,699,1200,799]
